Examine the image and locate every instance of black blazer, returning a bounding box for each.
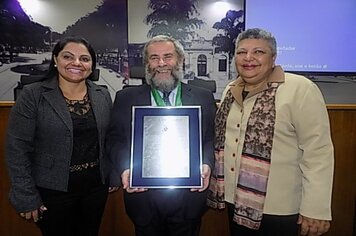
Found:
[106,83,216,225]
[6,76,112,212]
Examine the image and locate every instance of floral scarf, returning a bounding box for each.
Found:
[207,82,280,230]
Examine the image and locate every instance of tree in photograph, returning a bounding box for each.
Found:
[212,10,244,60]
[0,0,51,60]
[62,0,128,73]
[145,0,204,43]
[63,0,128,55]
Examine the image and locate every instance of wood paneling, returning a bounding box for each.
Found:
[0,104,42,236]
[1,102,355,236]
[325,109,356,236]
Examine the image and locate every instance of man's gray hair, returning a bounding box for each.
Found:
[143,35,185,65]
[235,28,277,56]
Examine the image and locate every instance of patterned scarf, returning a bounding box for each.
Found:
[207,82,280,230]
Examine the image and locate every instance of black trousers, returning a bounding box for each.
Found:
[135,219,201,236]
[36,168,108,236]
[133,190,201,236]
[227,203,299,236]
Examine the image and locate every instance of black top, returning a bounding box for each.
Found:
[66,95,101,191]
[66,95,99,166]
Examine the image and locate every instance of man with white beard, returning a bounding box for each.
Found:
[106,35,216,236]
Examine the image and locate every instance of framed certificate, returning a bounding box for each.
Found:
[130,106,202,188]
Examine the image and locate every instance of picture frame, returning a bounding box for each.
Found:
[130,106,202,188]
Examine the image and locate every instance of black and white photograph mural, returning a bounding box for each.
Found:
[127,0,244,100]
[0,0,128,101]
[1,0,355,103]
[0,0,244,101]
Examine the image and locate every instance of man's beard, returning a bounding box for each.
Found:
[145,64,183,93]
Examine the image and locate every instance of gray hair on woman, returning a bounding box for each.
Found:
[235,28,277,56]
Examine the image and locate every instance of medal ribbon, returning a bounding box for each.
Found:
[151,82,182,106]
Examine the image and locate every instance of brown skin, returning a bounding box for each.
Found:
[54,42,93,100]
[19,43,106,222]
[235,38,276,91]
[235,38,331,236]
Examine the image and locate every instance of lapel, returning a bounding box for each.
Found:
[87,81,107,138]
[134,84,152,105]
[181,83,195,105]
[41,77,72,131]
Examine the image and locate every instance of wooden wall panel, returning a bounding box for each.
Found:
[1,102,355,236]
[0,105,42,236]
[325,108,356,236]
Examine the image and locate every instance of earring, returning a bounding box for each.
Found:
[54,64,57,67]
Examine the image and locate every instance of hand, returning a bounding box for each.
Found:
[121,169,147,193]
[190,164,211,192]
[297,214,330,236]
[108,186,119,193]
[19,205,47,223]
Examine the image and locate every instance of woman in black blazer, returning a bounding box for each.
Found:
[6,36,112,236]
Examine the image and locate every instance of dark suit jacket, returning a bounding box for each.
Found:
[6,76,112,212]
[106,83,216,225]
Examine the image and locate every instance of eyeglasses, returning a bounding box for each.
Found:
[149,54,174,63]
